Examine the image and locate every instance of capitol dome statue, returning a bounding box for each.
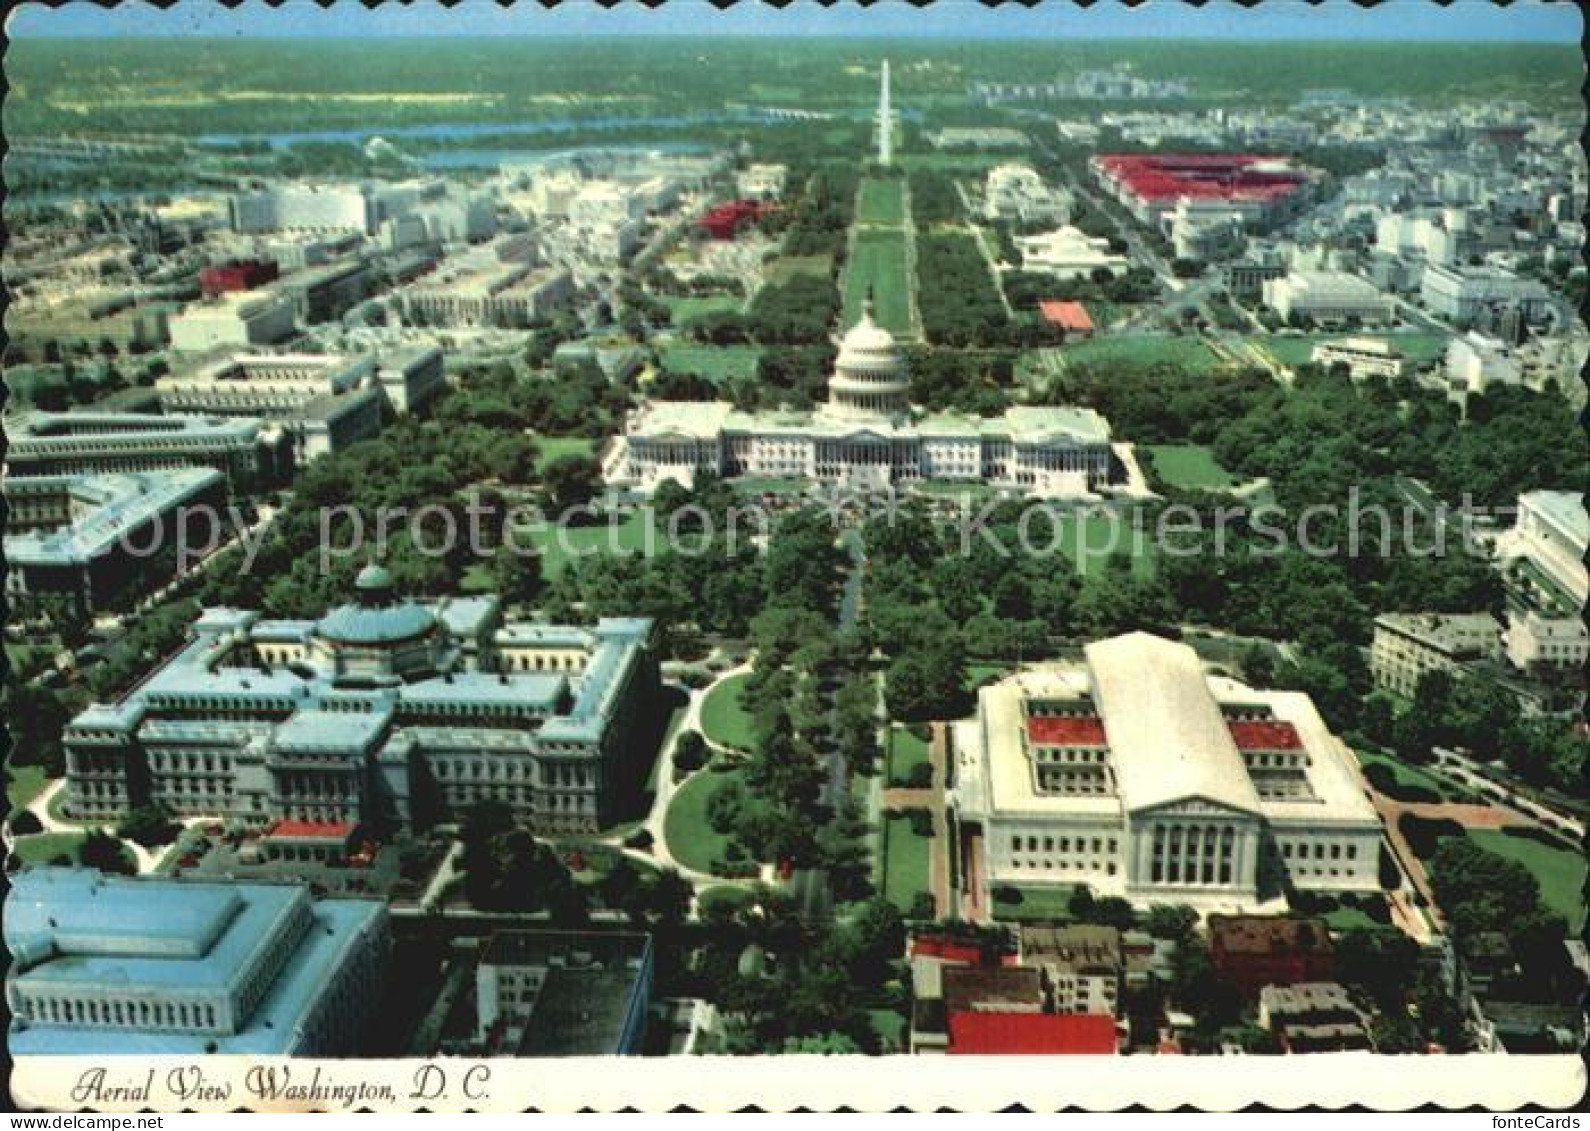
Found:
[827,296,910,421]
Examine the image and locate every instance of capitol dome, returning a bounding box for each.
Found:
[828,298,910,420]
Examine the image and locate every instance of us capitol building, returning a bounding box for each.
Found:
[951,633,1386,914]
[610,302,1121,496]
[62,565,661,837]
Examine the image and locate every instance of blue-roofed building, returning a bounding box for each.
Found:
[3,468,230,614]
[61,566,661,836]
[5,868,388,1056]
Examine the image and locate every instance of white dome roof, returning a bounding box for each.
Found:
[839,305,899,356]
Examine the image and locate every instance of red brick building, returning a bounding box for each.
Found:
[200,259,280,298]
[1208,915,1334,1000]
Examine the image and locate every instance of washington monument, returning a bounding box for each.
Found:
[877,60,893,166]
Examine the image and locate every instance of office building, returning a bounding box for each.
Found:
[1262,271,1393,325]
[1093,153,1315,228]
[1309,336,1411,381]
[1019,925,1122,1015]
[5,868,387,1056]
[951,633,1385,913]
[1419,263,1556,323]
[1495,490,1589,674]
[400,240,575,329]
[153,352,391,462]
[61,566,661,835]
[4,410,293,489]
[1258,982,1372,1053]
[168,291,297,353]
[1370,613,1502,698]
[737,164,788,201]
[470,931,653,1056]
[4,469,229,614]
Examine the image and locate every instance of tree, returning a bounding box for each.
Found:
[540,454,604,519]
[1427,837,1543,939]
[1146,904,1199,942]
[673,729,709,774]
[116,804,179,849]
[1333,927,1421,1010]
[842,897,906,985]
[492,545,543,606]
[783,1032,862,1054]
[79,831,134,875]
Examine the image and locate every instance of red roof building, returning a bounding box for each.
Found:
[200,259,279,298]
[910,936,989,966]
[1039,300,1095,336]
[697,199,777,240]
[1092,153,1315,223]
[947,1011,1119,1055]
[265,819,357,840]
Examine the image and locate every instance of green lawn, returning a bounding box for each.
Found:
[992,883,1078,923]
[843,230,913,335]
[965,661,1013,694]
[1146,444,1239,490]
[6,765,50,811]
[1354,747,1453,802]
[10,831,88,866]
[1468,830,1586,929]
[664,293,743,325]
[887,725,932,787]
[1049,509,1158,578]
[1320,895,1392,932]
[700,673,758,751]
[880,814,932,916]
[531,510,657,579]
[663,766,744,876]
[1057,334,1224,376]
[856,178,907,227]
[535,436,598,472]
[658,343,763,385]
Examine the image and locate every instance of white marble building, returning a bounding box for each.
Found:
[952,633,1385,914]
[612,303,1117,497]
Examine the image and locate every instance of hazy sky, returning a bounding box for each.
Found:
[7,0,1584,43]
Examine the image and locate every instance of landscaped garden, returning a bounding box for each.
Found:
[991,883,1079,923]
[699,673,758,751]
[658,343,763,386]
[1145,444,1240,491]
[1468,828,1585,928]
[887,725,932,788]
[878,811,933,917]
[842,230,913,335]
[662,764,747,876]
